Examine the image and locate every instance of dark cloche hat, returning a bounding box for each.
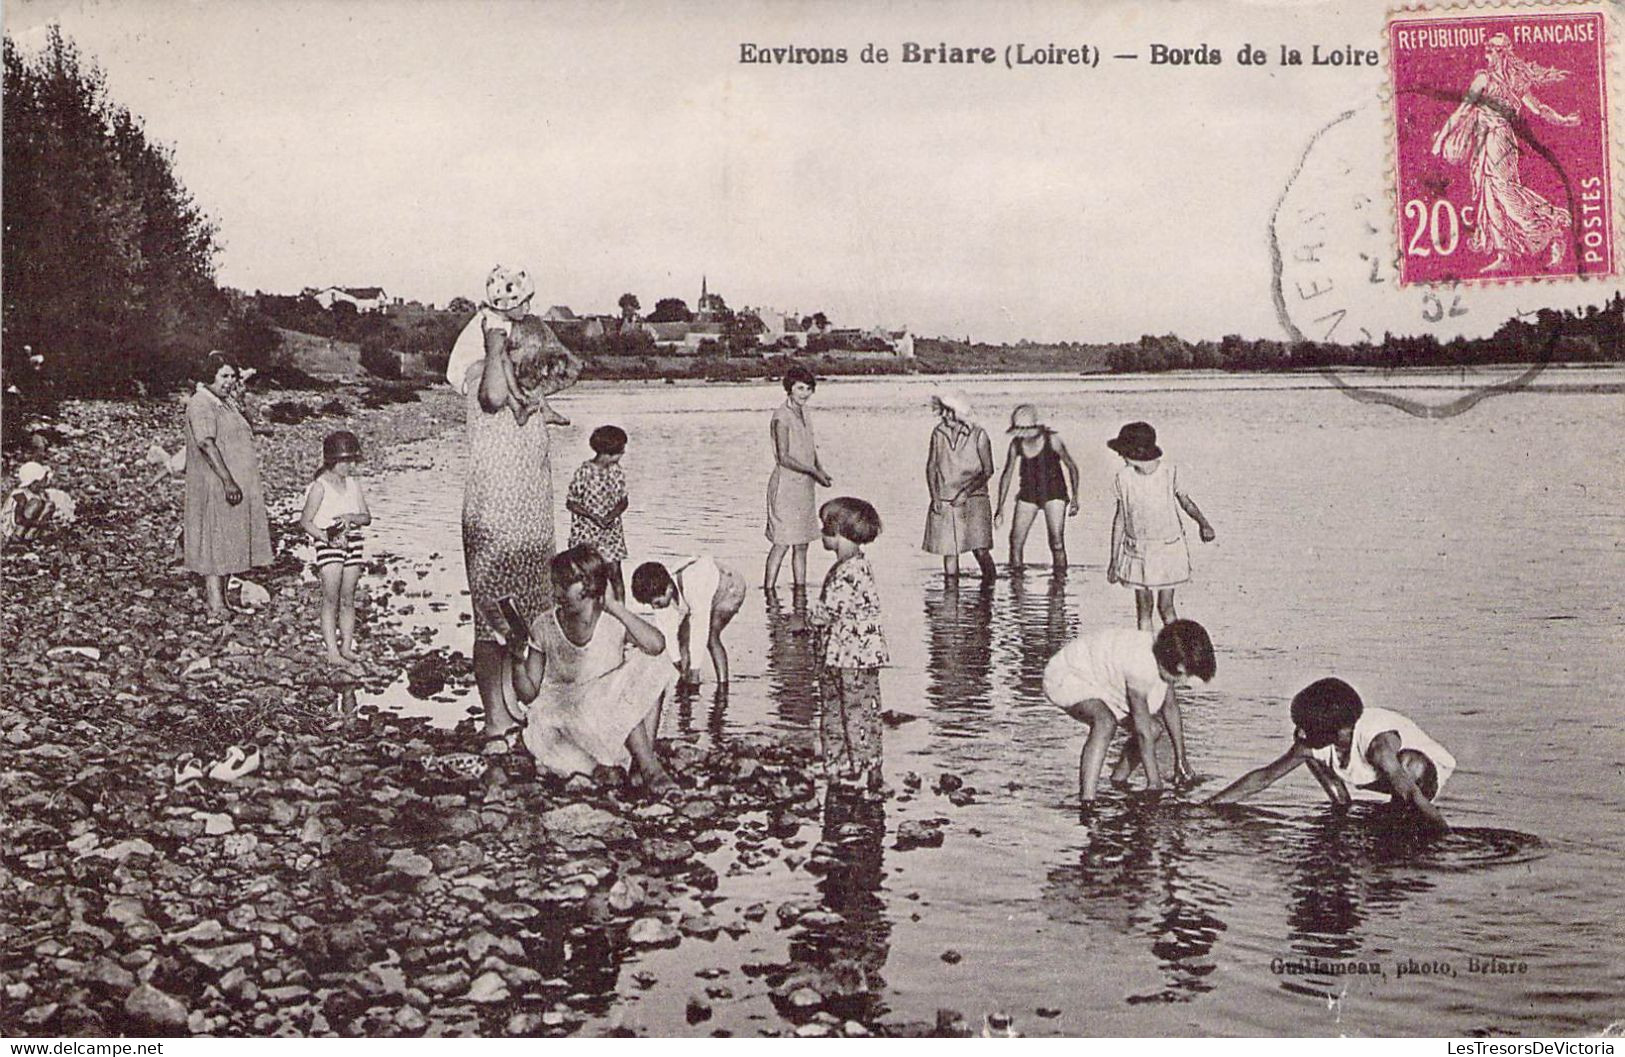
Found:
[1106,421,1162,461]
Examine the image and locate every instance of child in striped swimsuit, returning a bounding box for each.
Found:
[299,431,373,669]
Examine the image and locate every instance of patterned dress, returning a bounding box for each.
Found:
[462,358,557,643]
[809,553,890,785]
[567,460,628,560]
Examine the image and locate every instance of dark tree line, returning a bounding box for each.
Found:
[1107,295,1623,373]
[3,28,231,397]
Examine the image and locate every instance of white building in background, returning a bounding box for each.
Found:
[311,286,388,312]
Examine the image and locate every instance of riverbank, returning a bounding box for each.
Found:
[0,386,991,1039]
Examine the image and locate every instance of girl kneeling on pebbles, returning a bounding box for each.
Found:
[508,545,678,793]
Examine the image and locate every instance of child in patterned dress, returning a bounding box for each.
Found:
[567,425,630,600]
[808,496,890,794]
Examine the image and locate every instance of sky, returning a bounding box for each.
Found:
[6,0,1620,343]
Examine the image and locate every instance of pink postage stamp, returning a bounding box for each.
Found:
[1388,7,1615,285]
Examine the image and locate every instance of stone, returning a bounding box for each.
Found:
[394,1006,428,1033]
[941,949,963,964]
[895,820,944,850]
[626,918,678,947]
[192,943,256,972]
[166,919,225,946]
[387,849,434,878]
[787,986,823,1011]
[685,997,712,1024]
[465,971,509,1004]
[197,812,235,835]
[123,984,188,1029]
[86,958,136,995]
[607,877,645,913]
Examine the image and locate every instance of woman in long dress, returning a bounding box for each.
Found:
[1431,33,1580,272]
[510,545,677,790]
[764,363,831,589]
[183,353,272,617]
[922,389,997,580]
[458,267,582,741]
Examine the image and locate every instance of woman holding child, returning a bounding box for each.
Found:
[450,266,582,744]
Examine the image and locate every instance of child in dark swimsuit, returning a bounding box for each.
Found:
[993,404,1080,572]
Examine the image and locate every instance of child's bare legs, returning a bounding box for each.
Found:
[973,548,997,580]
[942,554,961,578]
[764,545,790,588]
[1061,698,1119,801]
[1133,588,1155,631]
[338,565,362,661]
[1156,588,1177,627]
[1042,499,1068,569]
[606,560,625,602]
[1008,500,1040,568]
[626,694,675,791]
[708,593,743,686]
[317,563,349,665]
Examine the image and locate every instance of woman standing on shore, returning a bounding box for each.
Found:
[455,267,582,745]
[923,389,997,580]
[764,364,831,590]
[183,353,271,618]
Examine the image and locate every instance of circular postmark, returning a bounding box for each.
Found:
[1269,100,1565,419]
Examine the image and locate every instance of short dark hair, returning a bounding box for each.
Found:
[1152,619,1216,683]
[781,364,817,393]
[819,496,882,545]
[201,350,239,382]
[550,544,610,600]
[629,561,675,604]
[590,425,627,455]
[1290,677,1364,748]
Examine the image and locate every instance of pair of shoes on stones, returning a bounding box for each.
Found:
[173,744,262,788]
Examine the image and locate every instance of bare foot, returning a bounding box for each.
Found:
[540,403,570,427]
[325,652,359,672]
[339,648,362,663]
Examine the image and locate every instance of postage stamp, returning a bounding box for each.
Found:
[1387,6,1615,285]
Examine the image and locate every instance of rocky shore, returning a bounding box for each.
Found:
[0,388,1001,1038]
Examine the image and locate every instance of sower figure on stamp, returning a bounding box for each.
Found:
[1431,32,1579,273]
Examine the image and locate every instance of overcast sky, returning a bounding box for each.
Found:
[7,0,1619,342]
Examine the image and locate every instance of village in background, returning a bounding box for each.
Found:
[3,24,1620,408]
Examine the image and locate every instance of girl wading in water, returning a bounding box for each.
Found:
[994,404,1080,572]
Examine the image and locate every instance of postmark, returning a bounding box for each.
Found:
[1388,7,1616,285]
[1271,100,1592,418]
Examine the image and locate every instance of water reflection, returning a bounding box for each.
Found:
[763,587,819,727]
[1003,570,1076,700]
[788,786,892,1023]
[923,582,994,733]
[1042,800,1229,1004]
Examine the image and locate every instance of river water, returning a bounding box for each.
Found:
[358,369,1624,1036]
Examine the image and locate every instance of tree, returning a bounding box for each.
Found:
[648,297,693,323]
[446,296,476,314]
[617,292,641,322]
[3,27,224,395]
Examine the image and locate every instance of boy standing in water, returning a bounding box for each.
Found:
[1208,677,1455,831]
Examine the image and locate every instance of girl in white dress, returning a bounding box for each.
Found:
[509,545,677,791]
[1106,421,1216,630]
